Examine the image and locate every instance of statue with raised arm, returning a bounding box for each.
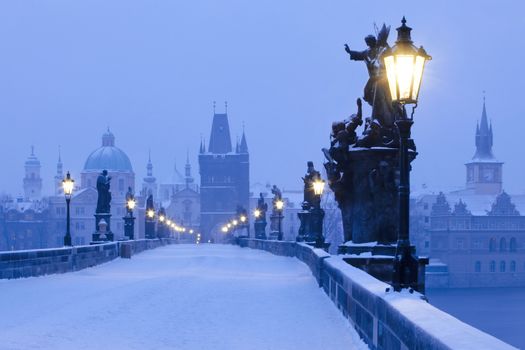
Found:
[344,24,400,145]
[96,170,112,213]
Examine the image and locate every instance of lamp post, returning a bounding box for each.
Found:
[383,17,431,291]
[62,171,74,246]
[124,189,136,240]
[274,199,284,240]
[311,178,326,248]
[145,208,155,239]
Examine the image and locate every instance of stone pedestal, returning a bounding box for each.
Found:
[123,215,135,240]
[329,147,416,245]
[296,207,310,242]
[254,221,267,239]
[92,213,114,242]
[145,220,156,239]
[269,213,283,240]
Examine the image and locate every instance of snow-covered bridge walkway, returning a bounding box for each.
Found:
[1,244,366,350]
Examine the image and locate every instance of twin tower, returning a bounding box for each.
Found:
[199,107,249,241]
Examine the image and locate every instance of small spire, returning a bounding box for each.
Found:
[186,149,190,164]
[225,101,228,114]
[213,101,216,114]
[148,148,152,163]
[58,145,62,163]
[31,145,35,156]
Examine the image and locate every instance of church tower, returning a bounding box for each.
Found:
[465,97,503,195]
[23,146,43,201]
[142,150,157,197]
[54,147,64,196]
[199,102,249,241]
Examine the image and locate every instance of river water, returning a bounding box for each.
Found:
[427,288,525,349]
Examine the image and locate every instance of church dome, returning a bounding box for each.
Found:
[83,130,133,172]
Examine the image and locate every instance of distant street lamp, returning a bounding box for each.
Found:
[311,178,326,248]
[274,199,284,240]
[62,171,74,247]
[124,187,136,240]
[383,17,431,291]
[145,195,156,239]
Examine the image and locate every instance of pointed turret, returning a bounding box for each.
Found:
[53,146,64,196]
[473,98,494,160]
[208,102,232,154]
[146,150,153,177]
[239,129,248,154]
[185,151,194,188]
[142,150,157,197]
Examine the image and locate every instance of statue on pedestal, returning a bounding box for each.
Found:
[96,170,112,214]
[322,24,416,248]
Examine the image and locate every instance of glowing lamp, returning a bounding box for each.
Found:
[147,209,155,219]
[312,179,326,196]
[383,17,431,105]
[127,198,136,211]
[62,172,74,198]
[275,200,284,211]
[254,209,261,218]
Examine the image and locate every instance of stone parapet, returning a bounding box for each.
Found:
[237,238,515,350]
[0,238,177,280]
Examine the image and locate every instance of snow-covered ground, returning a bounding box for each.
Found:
[0,244,367,350]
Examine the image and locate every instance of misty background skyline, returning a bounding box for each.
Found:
[0,0,523,197]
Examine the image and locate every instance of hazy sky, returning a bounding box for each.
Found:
[0,0,523,196]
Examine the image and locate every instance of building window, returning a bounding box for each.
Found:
[510,261,516,272]
[424,241,429,248]
[424,203,429,210]
[500,238,507,252]
[119,179,124,191]
[474,261,481,272]
[456,239,465,249]
[510,238,517,252]
[424,216,429,223]
[489,238,496,252]
[500,261,506,272]
[490,261,495,272]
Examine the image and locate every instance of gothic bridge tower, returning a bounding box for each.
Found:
[199,102,249,242]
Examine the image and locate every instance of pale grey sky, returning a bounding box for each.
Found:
[0,0,523,196]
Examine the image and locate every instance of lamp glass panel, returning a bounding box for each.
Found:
[411,55,426,101]
[395,55,416,101]
[384,55,398,101]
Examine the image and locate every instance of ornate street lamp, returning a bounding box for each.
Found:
[383,17,431,291]
[254,209,261,219]
[62,171,74,246]
[124,189,136,240]
[274,199,284,240]
[311,178,326,248]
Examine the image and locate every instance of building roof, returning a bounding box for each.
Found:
[83,130,133,172]
[414,191,525,216]
[208,113,232,154]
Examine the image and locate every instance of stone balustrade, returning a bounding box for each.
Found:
[237,238,515,350]
[0,238,176,279]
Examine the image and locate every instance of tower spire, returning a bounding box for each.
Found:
[473,95,494,160]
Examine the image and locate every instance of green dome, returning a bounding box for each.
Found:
[83,131,133,172]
